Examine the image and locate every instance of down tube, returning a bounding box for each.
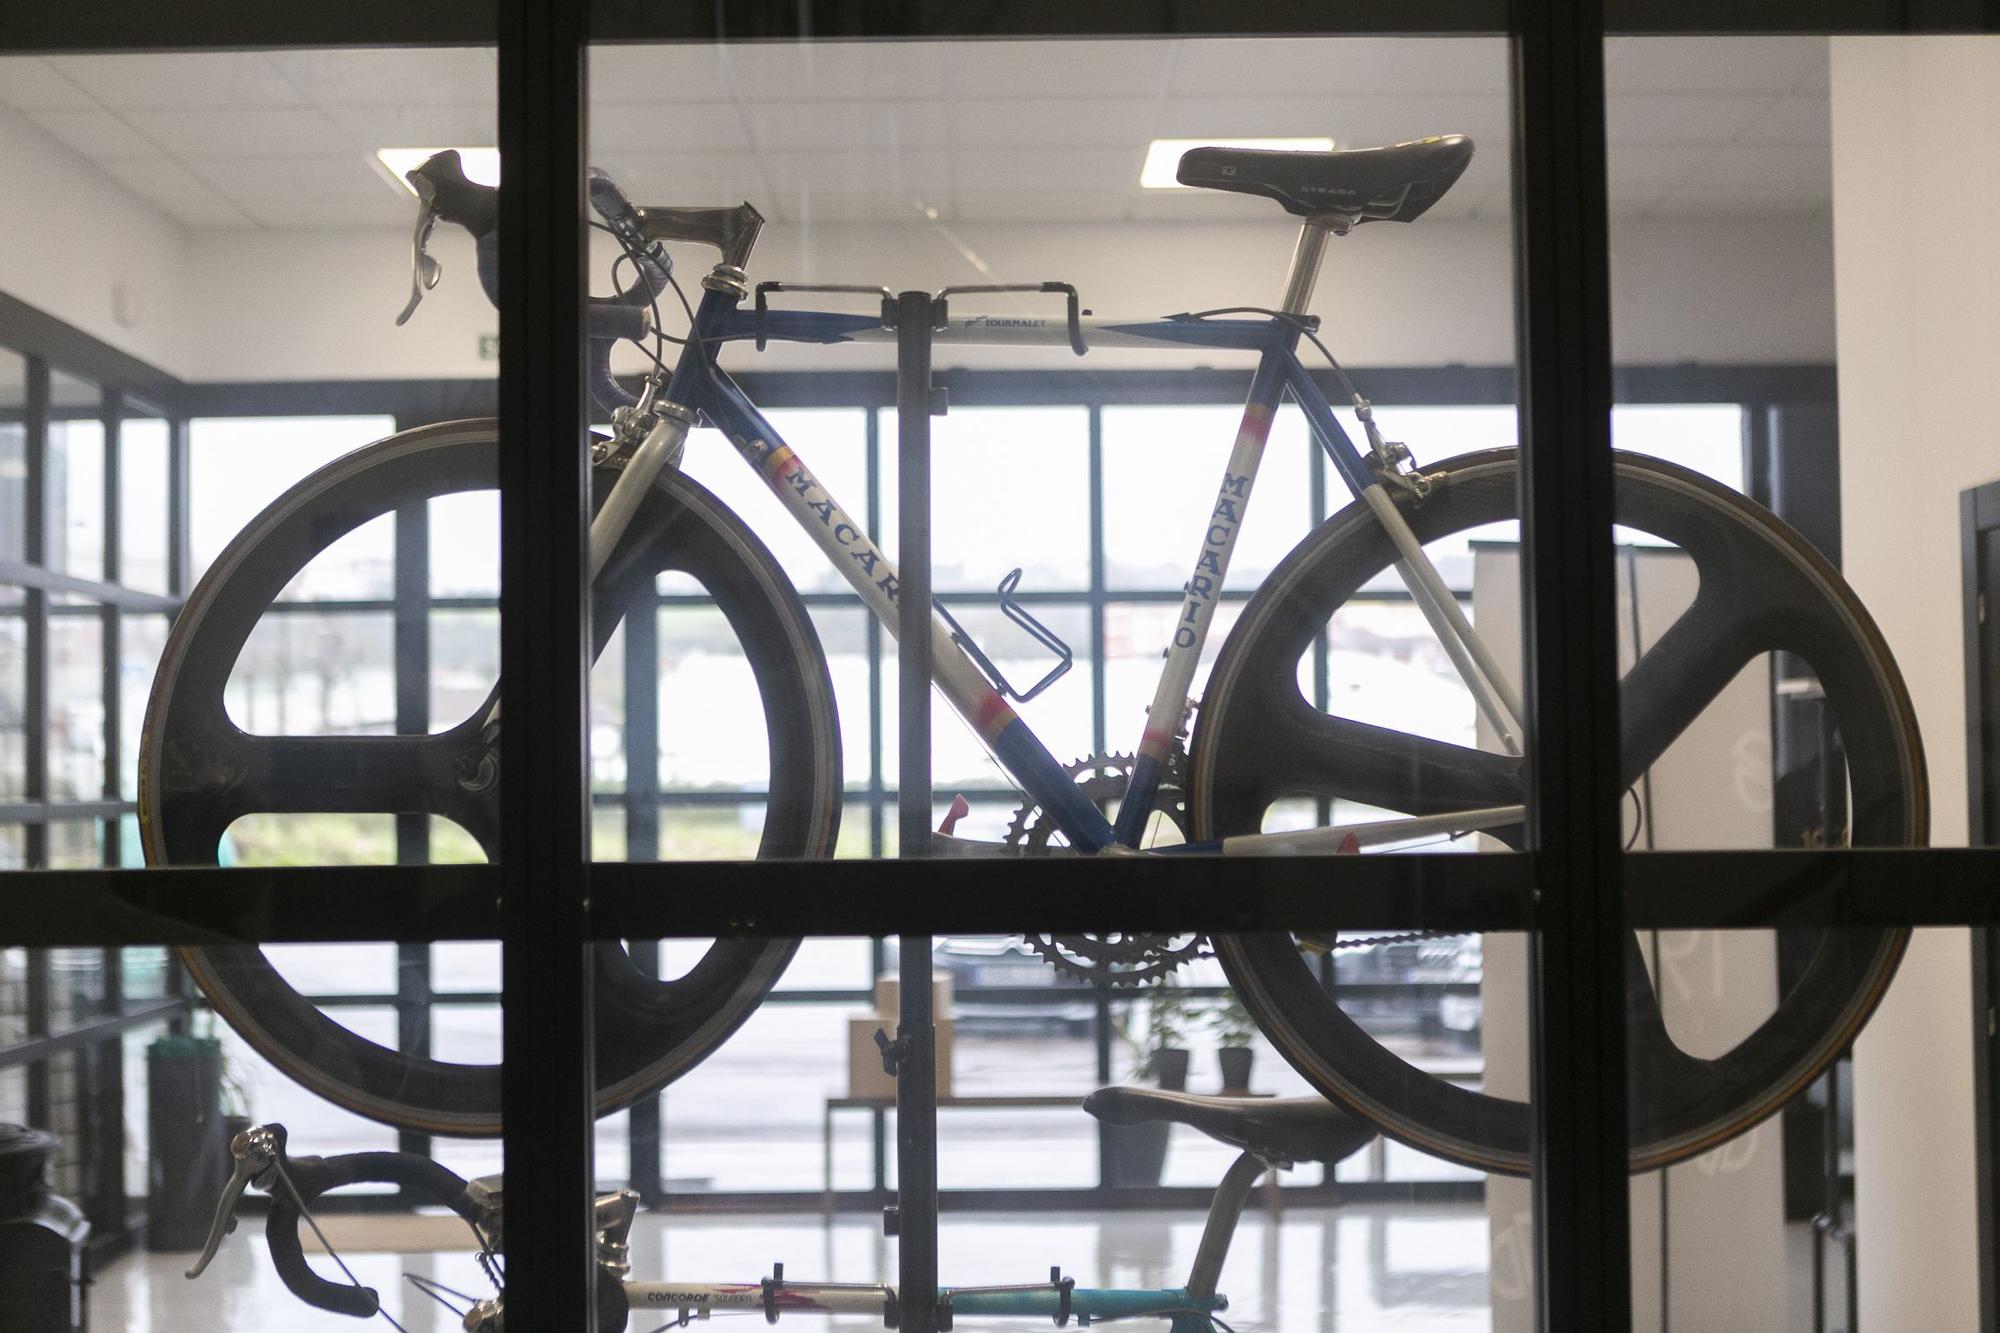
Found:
[697,368,1117,852]
[1112,354,1291,846]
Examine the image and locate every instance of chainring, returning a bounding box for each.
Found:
[1006,751,1206,986]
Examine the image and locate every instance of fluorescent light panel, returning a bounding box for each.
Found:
[1140,136,1335,189]
[374,147,501,196]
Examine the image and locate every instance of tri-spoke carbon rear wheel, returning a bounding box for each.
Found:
[139,420,841,1136]
[1190,448,1924,1175]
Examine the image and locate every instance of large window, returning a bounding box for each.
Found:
[147,383,1759,1200]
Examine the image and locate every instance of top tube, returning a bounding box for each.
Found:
[709,306,1297,355]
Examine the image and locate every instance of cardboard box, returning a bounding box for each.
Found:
[872,974,954,1020]
[848,1016,954,1100]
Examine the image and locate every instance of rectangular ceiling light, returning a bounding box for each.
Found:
[374,147,501,195]
[1140,136,1335,189]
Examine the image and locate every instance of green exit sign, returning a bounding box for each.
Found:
[478,334,500,360]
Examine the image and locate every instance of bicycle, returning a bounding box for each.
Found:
[138,136,1926,1176]
[185,1092,1378,1332]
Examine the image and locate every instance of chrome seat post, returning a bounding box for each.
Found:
[1279,220,1335,316]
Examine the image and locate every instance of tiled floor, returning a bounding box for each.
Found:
[92,1203,1494,1331]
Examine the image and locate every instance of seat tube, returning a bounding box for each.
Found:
[1113,352,1291,846]
[1113,222,1332,846]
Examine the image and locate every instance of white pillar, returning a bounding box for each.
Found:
[1829,34,1995,1330]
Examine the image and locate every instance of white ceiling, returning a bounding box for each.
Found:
[0,36,1831,232]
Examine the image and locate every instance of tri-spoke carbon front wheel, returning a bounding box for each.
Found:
[139,421,841,1136]
[1190,448,1924,1175]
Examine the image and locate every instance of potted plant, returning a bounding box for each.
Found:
[1208,990,1258,1093]
[1136,976,1197,1091]
[1103,978,1198,1187]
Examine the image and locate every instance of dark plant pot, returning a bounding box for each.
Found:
[147,1037,230,1252]
[1218,1046,1254,1094]
[1102,1047,1189,1188]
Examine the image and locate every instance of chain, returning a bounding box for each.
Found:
[1310,929,1461,952]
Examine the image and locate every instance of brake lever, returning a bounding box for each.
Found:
[185,1123,288,1280]
[396,186,442,327]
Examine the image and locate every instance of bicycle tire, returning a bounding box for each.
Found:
[139,420,841,1136]
[1189,448,1924,1175]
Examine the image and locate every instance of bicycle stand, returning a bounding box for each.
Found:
[893,288,944,1333]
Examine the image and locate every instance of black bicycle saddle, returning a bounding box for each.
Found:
[1176,135,1474,225]
[1084,1086,1377,1166]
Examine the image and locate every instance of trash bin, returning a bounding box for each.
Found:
[0,1124,90,1332]
[146,1035,231,1252]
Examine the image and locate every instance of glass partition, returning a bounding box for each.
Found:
[1596,29,1999,1330]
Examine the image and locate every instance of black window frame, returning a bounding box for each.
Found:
[3,3,1996,1330]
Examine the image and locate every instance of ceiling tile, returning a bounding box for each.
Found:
[739,99,950,152]
[764,192,933,223]
[1372,38,1514,96]
[1163,37,1397,97]
[592,101,748,153]
[949,98,1156,149]
[944,40,1175,98]
[267,48,494,108]
[320,104,500,149]
[0,59,95,111]
[5,38,1833,232]
[98,155,230,201]
[755,148,952,198]
[952,147,1144,196]
[592,45,736,104]
[123,107,351,158]
[714,40,949,101]
[587,153,744,204]
[47,52,306,111]
[26,110,157,159]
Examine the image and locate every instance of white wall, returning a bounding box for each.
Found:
[0,108,193,377]
[164,211,1835,382]
[1830,34,1996,1331]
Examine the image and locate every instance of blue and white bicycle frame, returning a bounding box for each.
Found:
[594,219,1526,856]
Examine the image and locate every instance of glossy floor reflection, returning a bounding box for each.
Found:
[94,1203,1491,1331]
